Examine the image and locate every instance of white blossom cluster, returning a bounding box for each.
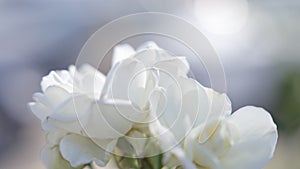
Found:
[29,42,278,169]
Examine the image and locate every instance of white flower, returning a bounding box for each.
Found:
[104,42,193,113]
[109,42,209,138]
[29,64,137,138]
[110,42,208,168]
[29,41,278,169]
[120,43,277,169]
[28,64,132,168]
[184,89,278,169]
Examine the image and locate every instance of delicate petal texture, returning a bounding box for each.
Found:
[135,42,168,66]
[148,87,180,150]
[41,145,80,169]
[46,131,67,145]
[41,64,105,98]
[28,101,50,121]
[60,134,117,167]
[155,57,190,78]
[148,88,197,169]
[112,44,135,66]
[76,64,106,98]
[83,101,135,139]
[29,86,71,121]
[221,106,278,169]
[199,88,232,143]
[136,41,160,52]
[185,121,237,169]
[157,78,209,142]
[205,88,232,119]
[101,58,145,101]
[184,106,278,169]
[29,42,278,169]
[29,64,120,169]
[35,87,91,134]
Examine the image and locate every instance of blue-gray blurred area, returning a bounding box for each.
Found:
[0,0,299,169]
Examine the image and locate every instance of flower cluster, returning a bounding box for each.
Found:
[29,42,278,169]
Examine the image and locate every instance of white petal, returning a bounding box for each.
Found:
[148,88,197,169]
[83,100,137,139]
[221,106,278,169]
[42,118,83,134]
[28,101,51,121]
[41,64,105,97]
[184,126,221,169]
[102,57,157,110]
[101,58,145,101]
[49,95,91,122]
[205,88,232,119]
[41,145,80,169]
[46,131,67,146]
[134,48,172,67]
[42,95,92,134]
[136,41,160,52]
[29,87,72,121]
[171,147,198,169]
[199,88,232,143]
[157,77,209,142]
[59,134,116,167]
[77,64,106,98]
[112,44,135,66]
[154,57,190,78]
[32,92,53,108]
[43,86,72,109]
[128,69,158,110]
[134,41,172,67]
[41,70,73,93]
[148,87,178,150]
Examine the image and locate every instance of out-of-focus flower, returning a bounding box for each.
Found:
[184,90,278,169]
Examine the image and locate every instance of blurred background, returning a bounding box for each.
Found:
[0,0,299,168]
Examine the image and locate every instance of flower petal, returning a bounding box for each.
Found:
[41,70,73,93]
[156,77,209,142]
[46,131,67,146]
[184,125,221,169]
[134,42,172,67]
[83,100,137,139]
[29,86,72,121]
[60,134,117,167]
[136,41,160,52]
[221,106,278,169]
[28,101,51,121]
[42,94,92,134]
[199,88,232,143]
[76,64,106,98]
[101,58,145,101]
[43,86,72,109]
[155,57,190,78]
[41,145,80,169]
[41,64,105,97]
[112,44,135,66]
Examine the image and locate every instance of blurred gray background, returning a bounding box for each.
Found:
[0,0,299,168]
